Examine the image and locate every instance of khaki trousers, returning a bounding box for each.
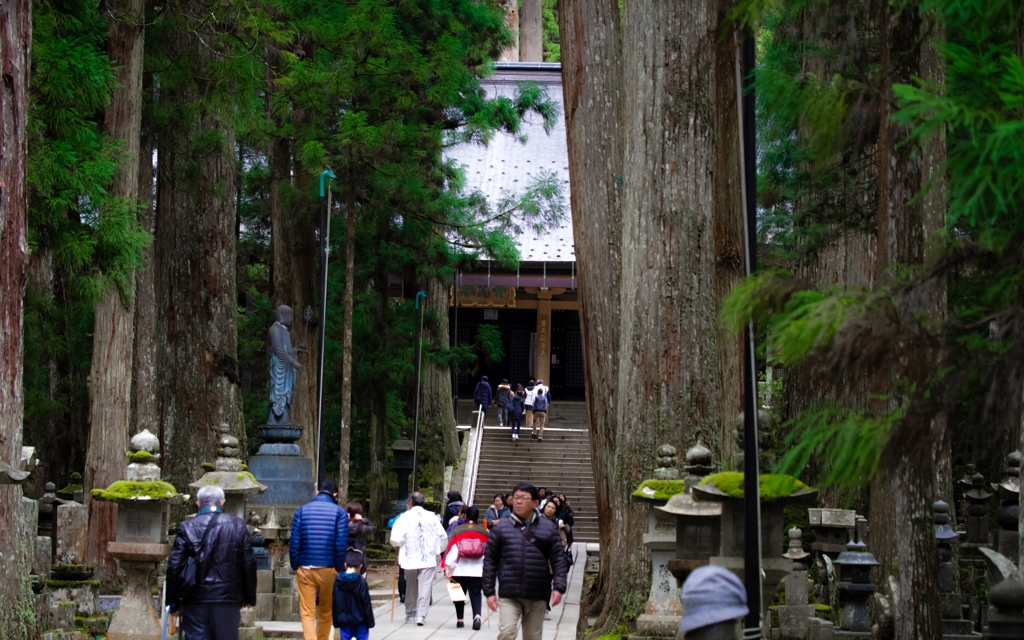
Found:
[498,597,548,640]
[525,409,534,429]
[532,411,548,438]
[296,567,338,640]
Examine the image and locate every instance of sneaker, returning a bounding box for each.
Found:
[473,617,482,630]
[544,612,551,620]
[457,621,465,628]
[531,433,537,439]
[539,437,544,441]
[417,617,426,626]
[406,616,417,624]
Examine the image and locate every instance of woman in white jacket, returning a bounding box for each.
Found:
[442,506,488,630]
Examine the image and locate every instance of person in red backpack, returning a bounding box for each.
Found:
[442,506,489,629]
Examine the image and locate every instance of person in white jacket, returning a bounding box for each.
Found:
[390,492,448,625]
[442,506,488,630]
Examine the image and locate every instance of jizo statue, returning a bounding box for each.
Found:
[268,305,303,425]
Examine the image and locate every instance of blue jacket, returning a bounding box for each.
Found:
[332,570,375,629]
[474,381,492,409]
[509,395,525,418]
[290,492,349,570]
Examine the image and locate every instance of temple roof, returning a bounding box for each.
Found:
[445,63,575,263]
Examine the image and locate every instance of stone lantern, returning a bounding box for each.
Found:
[986,578,1024,639]
[692,469,817,622]
[391,438,414,513]
[190,423,267,520]
[658,442,722,586]
[92,429,182,640]
[630,444,687,638]
[934,501,980,639]
[991,450,1020,562]
[832,522,879,638]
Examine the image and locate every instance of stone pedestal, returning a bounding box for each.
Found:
[55,502,88,564]
[249,455,314,507]
[106,550,168,640]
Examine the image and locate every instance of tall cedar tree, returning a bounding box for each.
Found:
[150,0,250,493]
[0,0,34,635]
[723,0,1024,634]
[558,0,745,631]
[86,0,146,590]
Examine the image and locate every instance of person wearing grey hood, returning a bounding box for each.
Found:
[676,566,749,639]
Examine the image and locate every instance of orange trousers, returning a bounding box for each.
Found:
[296,567,338,640]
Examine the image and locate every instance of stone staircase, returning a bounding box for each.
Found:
[465,401,599,542]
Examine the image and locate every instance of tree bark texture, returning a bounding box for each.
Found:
[85,0,145,590]
[520,0,543,62]
[558,0,624,628]
[0,0,34,635]
[155,23,244,493]
[869,5,945,638]
[338,188,355,503]
[712,4,744,466]
[499,0,519,62]
[133,71,157,436]
[560,0,742,631]
[421,274,459,466]
[287,59,321,463]
[782,0,880,506]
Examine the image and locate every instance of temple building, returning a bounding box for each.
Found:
[444,63,584,400]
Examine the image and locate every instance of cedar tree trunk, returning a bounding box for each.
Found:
[0,0,33,634]
[869,4,945,637]
[155,24,244,493]
[520,0,543,62]
[134,70,157,436]
[339,186,355,503]
[499,0,519,62]
[85,0,145,590]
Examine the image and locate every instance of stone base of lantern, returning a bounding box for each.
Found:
[254,593,275,621]
[107,553,167,640]
[778,604,816,639]
[940,618,980,639]
[642,534,682,616]
[634,613,682,638]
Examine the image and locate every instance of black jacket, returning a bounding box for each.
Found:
[348,517,377,553]
[167,511,257,606]
[333,570,375,629]
[482,513,568,601]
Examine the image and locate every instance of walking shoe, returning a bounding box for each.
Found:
[417,617,426,626]
[406,616,417,624]
[544,612,551,620]
[531,433,537,438]
[473,617,482,630]
[457,621,465,628]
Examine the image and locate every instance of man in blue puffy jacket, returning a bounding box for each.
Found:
[290,480,349,640]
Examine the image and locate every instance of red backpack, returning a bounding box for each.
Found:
[457,536,487,559]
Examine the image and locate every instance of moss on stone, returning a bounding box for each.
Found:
[201,462,216,471]
[697,472,810,501]
[631,479,687,501]
[125,450,153,461]
[91,480,177,502]
[815,604,832,612]
[45,580,100,589]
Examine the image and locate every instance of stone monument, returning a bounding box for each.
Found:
[991,451,1020,563]
[92,429,182,640]
[777,527,815,640]
[934,500,981,639]
[189,423,266,519]
[248,305,315,537]
[832,521,879,639]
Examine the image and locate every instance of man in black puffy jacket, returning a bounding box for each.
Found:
[167,485,257,639]
[483,482,568,640]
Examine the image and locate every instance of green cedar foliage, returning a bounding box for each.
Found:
[22,0,147,482]
[729,0,1024,489]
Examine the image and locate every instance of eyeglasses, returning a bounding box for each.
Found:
[511,495,535,503]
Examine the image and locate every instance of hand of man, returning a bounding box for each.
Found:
[550,592,562,607]
[487,595,499,612]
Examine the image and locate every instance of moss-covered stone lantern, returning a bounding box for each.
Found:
[190,423,267,520]
[692,470,817,624]
[92,428,183,640]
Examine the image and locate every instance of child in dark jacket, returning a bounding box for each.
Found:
[508,391,526,440]
[333,552,375,640]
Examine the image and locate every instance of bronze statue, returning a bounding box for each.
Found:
[268,305,303,425]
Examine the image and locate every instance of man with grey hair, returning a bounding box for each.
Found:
[390,491,447,625]
[167,484,257,639]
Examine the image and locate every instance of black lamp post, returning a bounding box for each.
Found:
[316,168,335,485]
[737,28,763,637]
[410,290,427,491]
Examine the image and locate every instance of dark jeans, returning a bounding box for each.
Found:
[497,405,509,426]
[398,567,406,598]
[182,602,242,640]
[337,625,370,640]
[453,576,483,620]
[509,416,522,435]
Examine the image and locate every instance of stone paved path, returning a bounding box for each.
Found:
[258,543,585,640]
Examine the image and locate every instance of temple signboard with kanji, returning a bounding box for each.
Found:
[450,285,517,308]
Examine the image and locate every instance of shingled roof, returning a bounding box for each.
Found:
[444,62,575,263]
